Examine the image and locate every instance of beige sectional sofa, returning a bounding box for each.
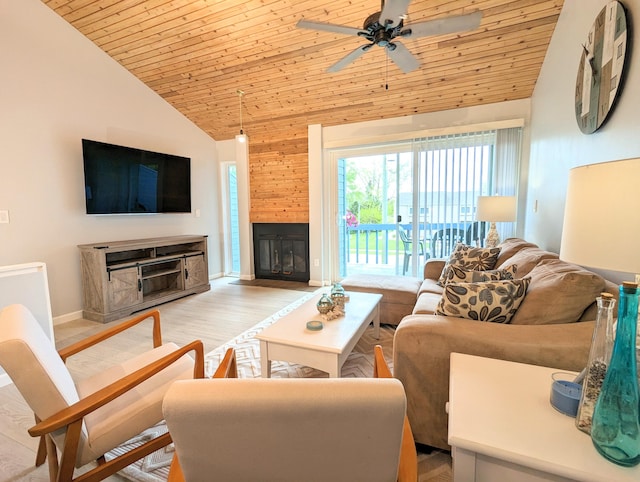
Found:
[343,238,618,451]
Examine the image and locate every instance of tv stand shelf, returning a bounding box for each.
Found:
[79,235,209,323]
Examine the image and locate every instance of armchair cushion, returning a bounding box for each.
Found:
[0,305,82,451]
[77,343,195,464]
[164,378,406,482]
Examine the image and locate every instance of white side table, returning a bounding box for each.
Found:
[448,353,640,481]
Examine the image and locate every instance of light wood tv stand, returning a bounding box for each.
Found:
[78,235,210,322]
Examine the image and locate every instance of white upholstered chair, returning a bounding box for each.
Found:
[163,347,412,482]
[0,303,204,482]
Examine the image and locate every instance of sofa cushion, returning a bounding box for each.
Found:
[435,278,530,323]
[438,243,501,286]
[447,265,517,284]
[495,246,558,278]
[509,259,606,325]
[495,238,538,267]
[418,279,443,296]
[413,292,442,315]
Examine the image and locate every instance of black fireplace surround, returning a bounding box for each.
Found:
[253,223,310,282]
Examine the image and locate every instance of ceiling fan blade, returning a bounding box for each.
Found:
[402,10,482,38]
[296,19,364,37]
[327,45,371,73]
[387,42,420,73]
[380,0,412,28]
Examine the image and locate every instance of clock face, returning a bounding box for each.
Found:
[575,1,628,134]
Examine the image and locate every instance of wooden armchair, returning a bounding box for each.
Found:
[0,303,204,482]
[163,348,407,482]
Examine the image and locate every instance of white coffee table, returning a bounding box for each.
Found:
[256,291,382,377]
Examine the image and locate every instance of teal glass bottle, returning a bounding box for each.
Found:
[591,282,640,467]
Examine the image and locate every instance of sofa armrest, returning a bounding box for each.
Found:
[423,259,446,280]
[393,315,594,450]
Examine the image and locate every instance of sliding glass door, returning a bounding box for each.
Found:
[336,128,521,279]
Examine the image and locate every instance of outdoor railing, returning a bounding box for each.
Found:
[346,222,482,267]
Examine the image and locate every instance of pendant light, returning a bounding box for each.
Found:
[237,89,246,143]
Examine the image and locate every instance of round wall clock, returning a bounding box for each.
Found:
[575,1,629,134]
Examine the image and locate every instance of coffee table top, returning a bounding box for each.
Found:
[256,291,382,354]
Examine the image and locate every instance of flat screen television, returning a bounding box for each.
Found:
[82,139,191,215]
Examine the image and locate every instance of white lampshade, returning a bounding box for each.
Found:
[476,196,517,222]
[560,158,640,273]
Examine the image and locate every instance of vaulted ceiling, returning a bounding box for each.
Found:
[44,0,564,144]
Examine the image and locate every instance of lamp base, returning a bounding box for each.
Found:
[485,222,500,248]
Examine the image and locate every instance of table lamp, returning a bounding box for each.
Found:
[476,195,516,247]
[560,158,640,274]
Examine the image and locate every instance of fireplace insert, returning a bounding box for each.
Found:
[253,223,309,282]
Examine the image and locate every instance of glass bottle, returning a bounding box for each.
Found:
[591,282,640,467]
[330,282,346,307]
[576,293,616,434]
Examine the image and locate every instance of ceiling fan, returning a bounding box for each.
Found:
[296,0,482,73]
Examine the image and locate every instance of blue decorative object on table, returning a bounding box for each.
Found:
[591,282,640,467]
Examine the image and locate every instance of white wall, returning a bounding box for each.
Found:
[527,0,640,255]
[0,1,222,320]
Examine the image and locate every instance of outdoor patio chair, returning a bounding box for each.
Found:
[399,228,427,275]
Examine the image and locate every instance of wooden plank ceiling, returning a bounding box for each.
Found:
[44,0,563,223]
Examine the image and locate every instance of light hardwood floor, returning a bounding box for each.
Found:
[0,278,306,481]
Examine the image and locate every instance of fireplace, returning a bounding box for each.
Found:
[253,223,310,282]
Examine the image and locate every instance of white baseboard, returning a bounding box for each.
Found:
[53,310,84,326]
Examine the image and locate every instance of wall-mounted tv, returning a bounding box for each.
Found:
[82,139,191,215]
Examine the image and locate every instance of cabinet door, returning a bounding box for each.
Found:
[184,254,208,289]
[107,267,142,311]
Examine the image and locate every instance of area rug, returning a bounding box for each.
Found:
[107,292,452,481]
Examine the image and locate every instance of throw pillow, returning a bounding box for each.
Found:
[446,264,518,284]
[438,243,501,286]
[509,259,606,325]
[436,278,530,323]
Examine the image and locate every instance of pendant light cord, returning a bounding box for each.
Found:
[237,89,245,135]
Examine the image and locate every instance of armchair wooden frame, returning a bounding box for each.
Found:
[29,310,205,482]
[374,345,418,482]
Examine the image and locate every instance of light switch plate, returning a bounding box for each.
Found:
[0,210,9,224]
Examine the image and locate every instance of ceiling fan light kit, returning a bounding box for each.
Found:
[296,0,482,73]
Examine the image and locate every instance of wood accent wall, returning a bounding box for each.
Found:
[249,128,309,223]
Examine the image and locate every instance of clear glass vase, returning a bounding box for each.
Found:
[591,282,640,467]
[330,282,346,307]
[316,293,334,314]
[576,293,616,434]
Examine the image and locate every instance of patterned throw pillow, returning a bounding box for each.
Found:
[445,264,518,284]
[436,278,531,323]
[438,243,502,286]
